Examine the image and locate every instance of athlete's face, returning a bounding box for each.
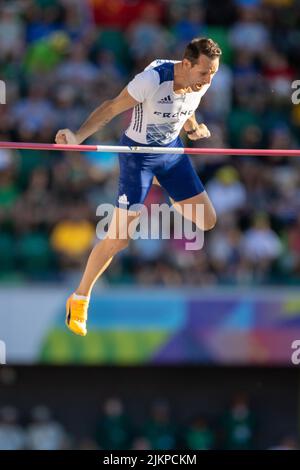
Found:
[184,55,219,91]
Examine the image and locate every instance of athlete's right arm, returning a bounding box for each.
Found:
[55,87,139,145]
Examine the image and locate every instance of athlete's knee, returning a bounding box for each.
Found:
[203,207,217,231]
[103,235,130,256]
[114,236,130,252]
[191,204,217,231]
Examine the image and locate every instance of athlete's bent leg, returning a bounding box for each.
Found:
[171,191,216,231]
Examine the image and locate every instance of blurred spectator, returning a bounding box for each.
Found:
[0,4,24,60]
[208,218,243,283]
[24,1,65,44]
[0,406,26,450]
[50,202,95,270]
[262,49,295,99]
[56,42,98,86]
[184,417,215,450]
[95,398,133,450]
[11,81,57,131]
[206,166,247,215]
[127,3,172,61]
[24,31,69,75]
[169,3,207,50]
[26,405,67,450]
[229,5,270,53]
[221,393,256,449]
[0,164,20,213]
[202,63,233,115]
[241,213,282,266]
[141,400,177,450]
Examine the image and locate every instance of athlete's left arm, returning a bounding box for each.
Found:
[183,113,210,140]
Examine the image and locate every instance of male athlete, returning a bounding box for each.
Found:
[55,37,221,336]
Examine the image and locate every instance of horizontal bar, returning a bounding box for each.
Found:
[0,141,99,152]
[0,141,300,156]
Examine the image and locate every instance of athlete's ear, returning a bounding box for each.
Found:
[182,58,192,70]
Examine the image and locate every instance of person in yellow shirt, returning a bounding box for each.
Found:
[51,215,95,267]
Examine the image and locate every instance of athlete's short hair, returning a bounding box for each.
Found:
[183,38,222,65]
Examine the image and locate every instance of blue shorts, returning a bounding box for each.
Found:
[116,134,204,209]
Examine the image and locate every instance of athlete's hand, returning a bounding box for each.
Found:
[187,123,211,141]
[55,129,79,145]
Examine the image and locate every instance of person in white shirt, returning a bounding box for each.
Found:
[55,37,221,336]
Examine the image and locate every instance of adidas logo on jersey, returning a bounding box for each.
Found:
[118,194,129,205]
[158,95,173,104]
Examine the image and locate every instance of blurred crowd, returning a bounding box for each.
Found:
[1,0,300,286]
[0,394,297,450]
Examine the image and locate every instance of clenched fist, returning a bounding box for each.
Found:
[55,129,79,145]
[187,123,211,141]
